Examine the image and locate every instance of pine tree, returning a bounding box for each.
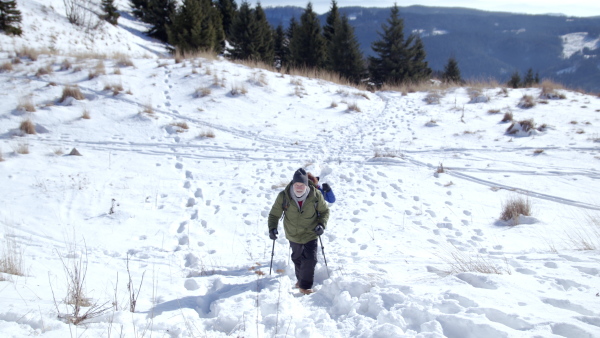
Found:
[441,56,462,83]
[523,68,535,87]
[534,72,540,84]
[368,4,410,86]
[101,0,120,26]
[329,15,365,83]
[322,0,339,68]
[143,0,176,42]
[130,0,148,20]
[167,0,224,54]
[288,3,325,69]
[508,70,521,88]
[217,0,237,39]
[228,1,259,60]
[405,36,431,82]
[273,24,289,69]
[254,3,274,64]
[0,0,23,36]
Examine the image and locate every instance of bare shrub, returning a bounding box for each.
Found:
[518,95,536,109]
[20,119,36,134]
[347,101,361,112]
[63,0,100,29]
[1,231,25,277]
[539,80,566,100]
[194,86,211,98]
[198,129,215,138]
[18,97,36,112]
[501,111,513,122]
[500,195,532,225]
[1,62,13,72]
[53,241,111,325]
[436,163,445,173]
[60,85,85,102]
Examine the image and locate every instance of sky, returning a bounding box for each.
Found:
[256,0,600,17]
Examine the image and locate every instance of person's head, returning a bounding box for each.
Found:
[292,168,308,196]
[307,172,319,186]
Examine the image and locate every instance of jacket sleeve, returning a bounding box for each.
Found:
[316,192,330,228]
[324,189,336,203]
[268,191,285,231]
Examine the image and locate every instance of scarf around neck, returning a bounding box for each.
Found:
[290,185,309,210]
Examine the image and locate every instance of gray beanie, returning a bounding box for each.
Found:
[292,168,308,186]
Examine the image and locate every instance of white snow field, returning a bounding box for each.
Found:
[1,1,600,337]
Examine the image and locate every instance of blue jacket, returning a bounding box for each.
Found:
[318,186,336,203]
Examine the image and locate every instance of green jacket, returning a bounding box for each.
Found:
[268,181,330,244]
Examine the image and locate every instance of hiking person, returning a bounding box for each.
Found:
[308,172,336,204]
[268,168,330,295]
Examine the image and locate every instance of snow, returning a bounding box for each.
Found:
[1,1,600,337]
[561,32,600,59]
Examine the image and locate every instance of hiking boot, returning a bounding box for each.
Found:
[299,288,314,295]
[294,282,299,289]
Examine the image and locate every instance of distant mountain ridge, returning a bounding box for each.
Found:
[264,5,600,92]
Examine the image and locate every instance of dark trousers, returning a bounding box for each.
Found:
[290,239,318,290]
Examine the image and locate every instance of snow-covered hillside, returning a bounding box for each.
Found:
[1,1,600,337]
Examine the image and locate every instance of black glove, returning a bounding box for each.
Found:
[269,228,278,240]
[322,183,331,192]
[314,224,324,236]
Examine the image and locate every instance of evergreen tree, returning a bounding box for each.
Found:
[0,0,23,36]
[405,36,431,82]
[101,0,120,26]
[368,4,410,86]
[288,3,325,69]
[329,15,365,83]
[441,56,462,83]
[273,24,289,69]
[228,1,259,60]
[167,0,224,54]
[508,70,521,88]
[143,0,176,42]
[523,68,535,87]
[217,0,237,39]
[322,0,339,71]
[534,72,540,84]
[254,3,274,64]
[130,0,148,20]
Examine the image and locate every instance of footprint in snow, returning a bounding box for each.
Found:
[353,210,360,215]
[461,220,469,226]
[195,188,203,198]
[179,236,189,245]
[425,210,437,217]
[177,221,187,233]
[186,198,195,207]
[381,192,388,199]
[175,162,183,169]
[474,229,483,236]
[360,244,368,250]
[347,237,356,243]
[413,196,420,201]
[463,210,472,216]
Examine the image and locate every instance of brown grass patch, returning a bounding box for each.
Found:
[60,85,85,102]
[171,122,189,130]
[20,119,36,134]
[533,149,544,154]
[82,109,91,119]
[500,195,532,225]
[1,62,13,72]
[198,128,215,138]
[1,231,25,277]
[36,64,53,77]
[14,142,29,154]
[346,101,361,112]
[60,59,72,71]
[88,61,106,79]
[18,97,36,112]
[539,80,566,99]
[104,83,124,95]
[194,86,211,98]
[518,95,536,109]
[501,111,513,122]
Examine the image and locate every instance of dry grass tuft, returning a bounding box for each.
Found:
[533,149,544,154]
[1,62,14,72]
[330,101,338,108]
[487,109,501,114]
[141,103,155,115]
[230,83,248,96]
[81,109,91,119]
[60,85,85,102]
[518,95,536,109]
[506,119,536,135]
[18,97,36,112]
[116,55,134,68]
[88,61,106,79]
[171,122,189,130]
[14,142,29,154]
[194,86,211,98]
[346,101,361,112]
[0,148,4,162]
[501,111,513,122]
[248,71,268,86]
[438,246,510,275]
[60,59,72,71]
[1,231,25,277]
[500,195,532,225]
[36,64,53,77]
[17,47,40,61]
[424,90,443,104]
[103,82,124,95]
[539,80,566,100]
[20,119,36,134]
[373,149,403,158]
[198,128,216,138]
[468,88,489,103]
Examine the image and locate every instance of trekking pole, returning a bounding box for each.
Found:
[269,239,275,275]
[318,235,330,278]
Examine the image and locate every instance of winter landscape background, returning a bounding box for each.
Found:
[1,0,600,337]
